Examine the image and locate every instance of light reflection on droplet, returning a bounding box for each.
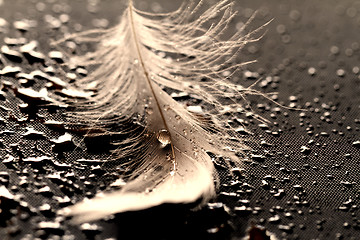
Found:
[157,129,171,147]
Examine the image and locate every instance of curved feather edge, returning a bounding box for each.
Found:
[56,0,269,223]
[60,151,214,223]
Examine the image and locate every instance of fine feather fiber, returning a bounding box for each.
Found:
[57,0,268,223]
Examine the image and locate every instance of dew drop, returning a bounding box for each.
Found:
[76,67,88,76]
[23,50,45,64]
[48,51,64,63]
[330,45,340,55]
[352,140,360,148]
[51,133,72,144]
[276,24,286,34]
[308,67,316,76]
[289,10,301,21]
[146,107,153,115]
[0,17,8,28]
[163,105,170,111]
[336,69,345,77]
[187,105,203,113]
[79,223,103,236]
[1,45,23,62]
[268,214,281,223]
[37,221,64,236]
[0,66,22,76]
[157,129,171,147]
[13,19,36,32]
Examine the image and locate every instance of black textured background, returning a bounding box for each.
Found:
[0,0,360,240]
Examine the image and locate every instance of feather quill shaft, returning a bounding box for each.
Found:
[128,1,177,166]
[58,0,267,223]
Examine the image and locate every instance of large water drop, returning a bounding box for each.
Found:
[157,129,171,147]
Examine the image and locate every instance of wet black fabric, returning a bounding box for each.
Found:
[0,0,359,239]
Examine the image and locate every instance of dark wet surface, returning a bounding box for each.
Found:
[0,0,359,239]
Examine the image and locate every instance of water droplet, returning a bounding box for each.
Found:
[22,127,46,139]
[48,51,64,63]
[243,70,259,80]
[352,140,360,148]
[170,91,189,99]
[251,154,266,162]
[281,34,292,44]
[13,19,37,32]
[163,105,170,111]
[76,67,88,76]
[61,88,93,98]
[0,17,8,29]
[37,186,53,197]
[31,70,67,88]
[340,181,354,187]
[37,221,64,236]
[278,224,293,233]
[157,129,171,147]
[343,222,350,228]
[234,205,252,214]
[326,174,334,180]
[187,105,203,113]
[276,24,286,34]
[268,214,281,223]
[0,185,14,199]
[289,10,301,21]
[308,67,316,76]
[79,223,103,236]
[336,69,346,77]
[146,107,153,115]
[231,167,245,178]
[0,65,22,76]
[51,133,72,144]
[1,45,23,62]
[38,203,54,217]
[300,146,311,155]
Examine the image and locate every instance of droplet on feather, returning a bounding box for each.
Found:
[163,105,170,111]
[157,129,171,147]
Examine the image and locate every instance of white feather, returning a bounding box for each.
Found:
[56,0,268,223]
